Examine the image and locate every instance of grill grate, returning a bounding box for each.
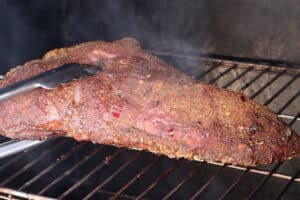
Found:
[0,52,299,199]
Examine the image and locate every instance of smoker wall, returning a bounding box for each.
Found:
[0,0,299,73]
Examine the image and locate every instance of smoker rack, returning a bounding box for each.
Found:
[0,52,299,200]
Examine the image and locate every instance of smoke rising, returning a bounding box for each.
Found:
[62,1,212,52]
[61,0,212,76]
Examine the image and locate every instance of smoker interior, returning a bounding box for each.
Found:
[0,1,300,200]
[0,52,299,200]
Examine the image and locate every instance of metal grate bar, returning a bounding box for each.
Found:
[58,148,125,198]
[277,90,300,114]
[222,67,254,89]
[249,70,286,99]
[162,163,205,200]
[0,150,28,173]
[288,112,300,126]
[110,156,162,200]
[82,152,142,200]
[0,140,42,160]
[275,170,300,200]
[0,137,10,144]
[37,145,106,195]
[264,75,299,106]
[208,65,237,84]
[150,50,300,74]
[0,187,55,200]
[190,165,227,200]
[215,64,299,123]
[0,139,68,186]
[195,64,218,80]
[218,65,300,119]
[218,67,297,118]
[0,138,61,173]
[0,140,17,148]
[218,66,298,122]
[220,64,299,131]
[240,69,269,90]
[218,169,250,200]
[207,161,300,182]
[135,160,182,200]
[278,114,300,121]
[18,142,87,191]
[97,189,138,200]
[245,162,283,200]
[206,64,237,87]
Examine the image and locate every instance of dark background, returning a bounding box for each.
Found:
[0,0,300,73]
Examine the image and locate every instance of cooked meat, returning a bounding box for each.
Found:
[0,38,299,166]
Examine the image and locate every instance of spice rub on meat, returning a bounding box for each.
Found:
[0,38,299,166]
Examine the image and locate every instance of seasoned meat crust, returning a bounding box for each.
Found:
[0,38,299,166]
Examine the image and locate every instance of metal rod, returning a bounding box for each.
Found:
[288,112,300,126]
[277,114,300,121]
[37,145,105,195]
[240,69,269,90]
[245,162,283,200]
[190,164,227,200]
[110,156,162,200]
[275,170,300,200]
[135,160,182,200]
[97,188,138,200]
[0,138,61,173]
[195,64,219,80]
[0,137,10,144]
[206,160,300,182]
[0,140,42,160]
[249,70,286,99]
[0,187,56,200]
[162,162,205,200]
[0,139,68,186]
[0,140,17,148]
[218,168,250,200]
[219,65,291,110]
[18,143,87,190]
[58,148,125,199]
[82,152,142,200]
[0,153,27,173]
[277,90,300,114]
[209,65,237,84]
[264,75,299,106]
[148,50,300,74]
[223,67,254,89]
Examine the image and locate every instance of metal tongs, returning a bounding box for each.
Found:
[0,63,101,159]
